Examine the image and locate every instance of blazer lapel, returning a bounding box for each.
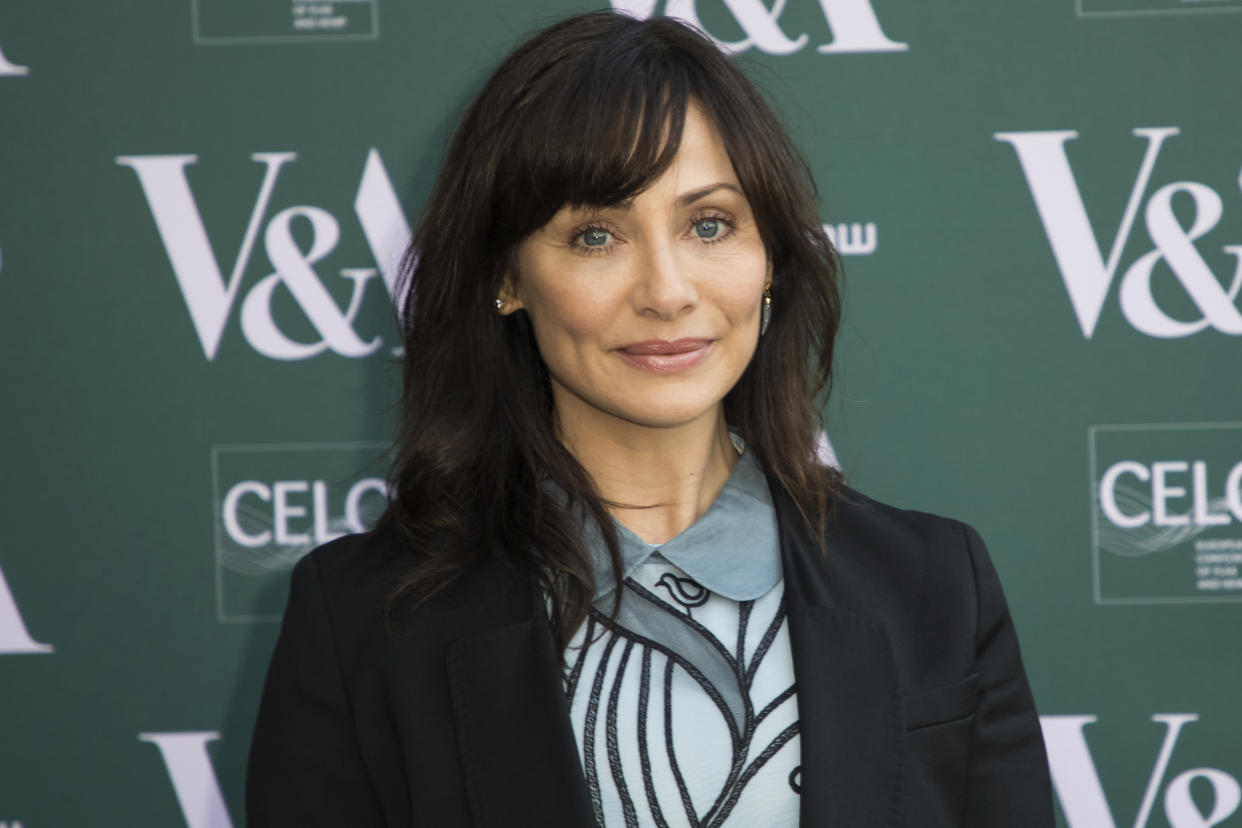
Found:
[773,485,905,827]
[445,591,596,828]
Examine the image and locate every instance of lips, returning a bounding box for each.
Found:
[615,338,713,373]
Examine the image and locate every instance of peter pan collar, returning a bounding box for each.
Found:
[581,436,781,603]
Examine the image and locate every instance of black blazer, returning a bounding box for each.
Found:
[246,483,1053,827]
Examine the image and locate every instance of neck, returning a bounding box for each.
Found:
[555,402,737,546]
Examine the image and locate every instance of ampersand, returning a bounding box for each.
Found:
[240,205,382,359]
[665,0,807,55]
[1163,768,1241,827]
[1119,181,1242,337]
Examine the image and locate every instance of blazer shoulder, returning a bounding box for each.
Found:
[293,527,411,604]
[829,485,979,571]
[287,527,538,658]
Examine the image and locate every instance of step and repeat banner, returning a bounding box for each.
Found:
[1,1,1238,825]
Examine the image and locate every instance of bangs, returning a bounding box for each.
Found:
[493,36,697,241]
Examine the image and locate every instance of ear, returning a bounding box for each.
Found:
[497,271,524,315]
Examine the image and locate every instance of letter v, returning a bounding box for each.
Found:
[1041,714,1197,828]
[994,128,1177,339]
[116,153,294,360]
[140,731,233,828]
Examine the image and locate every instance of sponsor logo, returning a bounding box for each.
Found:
[117,150,411,361]
[995,127,1242,339]
[1077,0,1242,18]
[1043,713,1240,828]
[1090,423,1242,604]
[823,222,877,256]
[609,0,907,55]
[0,41,28,76]
[191,0,379,44]
[141,732,232,828]
[0,562,53,655]
[211,442,388,622]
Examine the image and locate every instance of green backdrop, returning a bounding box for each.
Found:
[1,1,1238,825]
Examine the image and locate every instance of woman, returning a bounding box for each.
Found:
[246,11,1052,827]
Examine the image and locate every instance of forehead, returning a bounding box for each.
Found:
[565,104,741,215]
[662,103,737,182]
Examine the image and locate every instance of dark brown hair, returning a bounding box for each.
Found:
[377,11,843,656]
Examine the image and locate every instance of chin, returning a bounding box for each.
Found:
[605,395,725,430]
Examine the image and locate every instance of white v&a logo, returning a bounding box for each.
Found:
[116,150,412,361]
[610,0,907,55]
[0,562,52,655]
[995,128,1242,339]
[0,41,29,76]
[141,732,233,828]
[1043,714,1240,827]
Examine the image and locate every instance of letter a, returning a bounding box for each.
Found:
[815,0,908,53]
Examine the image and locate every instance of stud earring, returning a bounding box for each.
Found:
[760,286,772,336]
[495,298,504,313]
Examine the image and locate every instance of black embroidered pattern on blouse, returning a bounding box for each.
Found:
[566,575,800,828]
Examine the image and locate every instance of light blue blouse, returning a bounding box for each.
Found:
[564,441,801,827]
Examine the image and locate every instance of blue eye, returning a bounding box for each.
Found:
[694,218,721,239]
[581,228,611,247]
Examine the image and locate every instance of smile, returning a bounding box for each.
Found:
[614,338,714,373]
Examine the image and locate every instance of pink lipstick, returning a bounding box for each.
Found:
[615,338,713,373]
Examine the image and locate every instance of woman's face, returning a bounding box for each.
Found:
[504,103,770,436]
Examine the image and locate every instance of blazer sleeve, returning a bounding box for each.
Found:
[960,522,1054,827]
[246,553,386,827]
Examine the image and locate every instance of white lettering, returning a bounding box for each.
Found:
[139,732,233,828]
[312,481,345,543]
[993,128,1176,339]
[239,206,380,360]
[1119,183,1242,337]
[1100,460,1151,528]
[1152,461,1191,527]
[222,481,272,548]
[823,222,877,255]
[609,0,905,55]
[1041,713,1201,828]
[1227,461,1242,523]
[354,149,413,308]
[0,563,53,655]
[116,153,294,360]
[1193,461,1231,526]
[345,477,387,533]
[273,481,311,546]
[813,0,908,53]
[224,478,387,547]
[117,151,411,361]
[1041,716,1118,827]
[996,127,1242,339]
[1165,768,1241,827]
[0,42,29,77]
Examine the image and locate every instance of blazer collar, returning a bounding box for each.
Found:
[771,481,905,827]
[446,481,904,827]
[444,582,597,828]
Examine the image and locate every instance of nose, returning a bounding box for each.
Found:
[633,237,697,320]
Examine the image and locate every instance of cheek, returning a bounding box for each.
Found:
[523,279,618,351]
[709,249,769,320]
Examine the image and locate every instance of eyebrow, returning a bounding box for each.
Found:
[607,182,745,212]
